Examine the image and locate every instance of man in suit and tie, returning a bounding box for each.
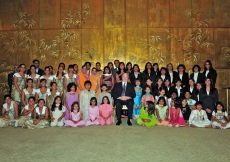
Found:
[8,65,19,96]
[112,73,136,126]
[27,59,44,76]
[112,60,119,82]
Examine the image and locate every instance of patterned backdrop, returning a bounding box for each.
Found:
[0,0,230,109]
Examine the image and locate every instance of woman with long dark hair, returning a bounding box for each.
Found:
[203,60,217,87]
[129,64,142,85]
[200,77,218,120]
[116,62,126,82]
[142,62,155,84]
[176,64,189,88]
[190,65,204,84]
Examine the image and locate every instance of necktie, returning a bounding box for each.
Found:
[122,83,126,96]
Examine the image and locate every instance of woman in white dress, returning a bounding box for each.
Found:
[212,101,230,129]
[11,64,27,105]
[21,79,36,114]
[35,79,50,103]
[50,96,66,127]
[46,82,60,109]
[40,66,55,88]
[189,101,211,128]
[24,99,49,129]
[0,95,19,127]
[17,96,37,127]
[27,65,40,89]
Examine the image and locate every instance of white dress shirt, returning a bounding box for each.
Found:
[193,72,198,83]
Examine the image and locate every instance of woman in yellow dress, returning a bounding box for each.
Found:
[90,68,101,96]
[77,65,90,95]
[11,64,27,106]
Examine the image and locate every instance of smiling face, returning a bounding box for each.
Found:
[196,104,202,111]
[85,83,91,90]
[19,65,26,73]
[91,99,96,106]
[55,97,61,104]
[73,104,79,111]
[135,80,141,86]
[217,104,223,111]
[194,66,199,72]
[51,83,57,91]
[133,65,139,72]
[27,79,33,88]
[28,98,35,106]
[157,79,163,86]
[159,89,165,96]
[205,62,210,70]
[205,78,211,86]
[182,99,187,106]
[122,73,128,82]
[40,80,46,87]
[189,79,195,86]
[34,61,40,68]
[5,97,12,104]
[165,80,170,87]
[38,100,45,108]
[103,97,108,104]
[30,66,36,74]
[44,68,50,75]
[146,79,152,86]
[158,99,164,106]
[145,87,151,93]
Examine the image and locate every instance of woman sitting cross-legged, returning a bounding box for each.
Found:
[65,101,85,127]
[212,101,230,129]
[99,96,113,126]
[24,99,49,129]
[0,95,19,127]
[17,96,37,128]
[155,97,169,126]
[137,101,157,127]
[50,96,66,127]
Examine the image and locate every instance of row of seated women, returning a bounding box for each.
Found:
[0,94,113,128]
[1,94,229,129]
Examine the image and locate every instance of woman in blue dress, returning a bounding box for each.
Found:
[133,79,142,119]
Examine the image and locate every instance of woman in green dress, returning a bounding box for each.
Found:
[11,64,27,106]
[27,65,40,89]
[137,101,157,127]
[46,82,60,109]
[24,99,49,129]
[21,79,36,114]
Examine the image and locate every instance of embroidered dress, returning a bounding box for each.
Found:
[27,74,40,89]
[65,111,85,127]
[85,106,100,126]
[189,110,211,127]
[0,101,17,127]
[212,111,230,129]
[136,107,157,127]
[133,86,142,118]
[168,107,186,127]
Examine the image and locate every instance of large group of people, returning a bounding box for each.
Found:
[0,59,229,129]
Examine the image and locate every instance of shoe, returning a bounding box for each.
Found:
[127,120,132,126]
[116,120,122,126]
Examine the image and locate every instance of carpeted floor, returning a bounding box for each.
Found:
[0,119,230,162]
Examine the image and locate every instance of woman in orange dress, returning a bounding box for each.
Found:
[90,68,100,96]
[77,65,90,95]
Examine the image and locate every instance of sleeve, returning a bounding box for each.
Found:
[224,111,228,117]
[139,107,145,119]
[212,111,215,116]
[189,110,195,125]
[75,75,79,81]
[62,106,66,112]
[79,91,84,107]
[203,110,209,120]
[112,83,119,99]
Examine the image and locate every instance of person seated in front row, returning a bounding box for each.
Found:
[137,101,157,127]
[155,97,169,126]
[0,95,18,127]
[24,99,49,129]
[85,97,100,126]
[179,97,191,121]
[212,101,230,129]
[65,101,85,127]
[99,96,113,126]
[189,101,211,128]
[50,96,66,127]
[168,100,186,127]
[17,96,37,128]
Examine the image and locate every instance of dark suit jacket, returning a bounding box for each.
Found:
[202,69,217,87]
[173,87,185,99]
[185,86,197,100]
[168,71,178,85]
[190,72,204,84]
[129,71,142,85]
[112,68,118,82]
[199,88,218,111]
[142,71,156,85]
[8,72,15,95]
[165,86,174,98]
[177,72,189,87]
[112,82,136,102]
[27,68,44,76]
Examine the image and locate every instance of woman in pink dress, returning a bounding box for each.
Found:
[85,97,100,126]
[65,83,78,120]
[99,96,113,125]
[168,100,186,127]
[65,102,85,127]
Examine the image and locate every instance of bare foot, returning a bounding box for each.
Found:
[215,126,221,129]
[141,124,145,127]
[190,124,195,128]
[205,125,212,128]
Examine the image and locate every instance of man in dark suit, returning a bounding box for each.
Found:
[112,73,136,126]
[27,59,44,76]
[8,65,19,96]
[112,60,119,82]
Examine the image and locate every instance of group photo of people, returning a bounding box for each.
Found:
[1,59,229,129]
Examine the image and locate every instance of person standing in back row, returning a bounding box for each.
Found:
[27,59,44,76]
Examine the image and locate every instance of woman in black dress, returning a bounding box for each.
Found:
[177,64,189,88]
[129,64,142,85]
[203,60,217,87]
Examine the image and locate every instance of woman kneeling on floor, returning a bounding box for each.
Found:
[24,99,49,129]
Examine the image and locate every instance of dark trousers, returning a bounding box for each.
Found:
[115,99,133,121]
[206,112,212,121]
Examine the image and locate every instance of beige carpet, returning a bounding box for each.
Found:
[0,119,230,162]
